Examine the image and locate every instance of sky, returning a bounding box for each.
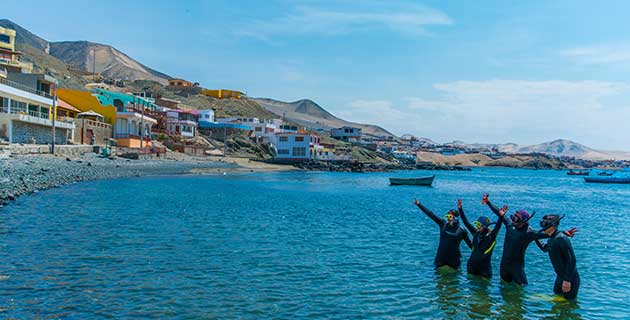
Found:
[5,0,630,150]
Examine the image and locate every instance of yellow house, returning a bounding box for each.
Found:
[0,26,33,74]
[201,89,245,99]
[56,89,117,125]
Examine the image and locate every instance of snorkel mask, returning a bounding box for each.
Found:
[474,216,494,231]
[511,210,536,229]
[540,214,565,231]
[444,209,459,224]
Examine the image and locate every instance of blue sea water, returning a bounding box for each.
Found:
[1,168,629,319]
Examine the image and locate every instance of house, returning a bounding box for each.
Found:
[168,78,195,87]
[155,97,181,109]
[201,89,245,99]
[0,74,75,144]
[0,26,33,74]
[166,109,198,137]
[331,126,362,142]
[94,89,158,148]
[197,109,215,126]
[271,131,321,161]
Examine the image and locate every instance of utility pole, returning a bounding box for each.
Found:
[93,48,96,82]
[139,97,145,149]
[51,86,56,154]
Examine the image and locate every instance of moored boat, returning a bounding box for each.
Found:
[389,176,435,186]
[567,169,590,176]
[584,176,630,184]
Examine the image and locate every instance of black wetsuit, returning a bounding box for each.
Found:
[459,207,503,278]
[486,201,549,284]
[536,231,580,299]
[417,203,472,269]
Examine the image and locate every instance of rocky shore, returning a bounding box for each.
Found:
[0,153,236,208]
[292,160,471,172]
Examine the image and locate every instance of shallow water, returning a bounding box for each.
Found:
[1,168,628,319]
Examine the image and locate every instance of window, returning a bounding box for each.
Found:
[255,127,262,132]
[295,136,304,142]
[277,149,290,155]
[292,147,306,157]
[0,34,10,44]
[279,136,288,142]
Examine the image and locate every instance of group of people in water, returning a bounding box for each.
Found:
[414,194,579,300]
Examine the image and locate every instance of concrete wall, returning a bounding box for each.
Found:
[6,144,94,156]
[73,118,112,145]
[11,121,69,144]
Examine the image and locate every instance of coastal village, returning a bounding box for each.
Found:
[2,25,629,175]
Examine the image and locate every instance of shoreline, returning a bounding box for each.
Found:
[0,153,295,209]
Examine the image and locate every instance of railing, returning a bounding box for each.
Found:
[0,76,53,99]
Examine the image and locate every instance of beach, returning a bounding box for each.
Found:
[0,152,294,207]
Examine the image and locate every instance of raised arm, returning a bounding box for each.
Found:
[490,215,504,239]
[414,198,444,227]
[462,230,473,249]
[482,194,511,227]
[458,199,477,234]
[535,239,548,252]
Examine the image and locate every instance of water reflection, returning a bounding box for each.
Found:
[497,283,526,319]
[465,275,493,319]
[433,267,462,318]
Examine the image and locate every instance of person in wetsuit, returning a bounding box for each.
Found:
[414,198,472,269]
[458,199,504,278]
[535,215,580,300]
[482,194,549,285]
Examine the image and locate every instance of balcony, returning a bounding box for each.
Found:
[0,76,53,99]
[0,105,75,130]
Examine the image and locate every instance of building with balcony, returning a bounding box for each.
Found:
[166,109,198,137]
[0,76,74,144]
[0,26,33,74]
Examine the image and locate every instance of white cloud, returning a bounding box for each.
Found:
[562,45,630,65]
[236,4,452,41]
[340,80,630,150]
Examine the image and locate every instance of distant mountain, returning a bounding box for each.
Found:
[459,139,630,160]
[253,98,394,137]
[0,20,171,85]
[49,41,170,85]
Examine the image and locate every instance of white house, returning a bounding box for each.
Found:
[331,126,362,142]
[166,109,198,137]
[197,109,215,126]
[271,132,321,161]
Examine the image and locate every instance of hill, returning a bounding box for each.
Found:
[49,41,171,84]
[253,98,394,137]
[0,20,171,85]
[456,139,630,160]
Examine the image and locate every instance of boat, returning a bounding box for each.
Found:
[598,171,614,176]
[567,169,590,176]
[389,176,435,186]
[584,176,630,184]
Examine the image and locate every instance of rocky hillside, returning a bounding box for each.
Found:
[49,41,170,85]
[0,20,170,85]
[253,98,394,137]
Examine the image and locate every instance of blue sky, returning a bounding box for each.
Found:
[5,0,630,150]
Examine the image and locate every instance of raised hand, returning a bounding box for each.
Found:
[482,194,489,205]
[414,198,420,206]
[564,227,578,237]
[457,199,463,210]
[498,205,509,217]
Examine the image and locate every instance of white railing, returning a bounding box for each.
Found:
[0,76,53,99]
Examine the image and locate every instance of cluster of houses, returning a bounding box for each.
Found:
[0,23,362,162]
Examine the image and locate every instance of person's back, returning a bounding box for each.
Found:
[537,215,580,299]
[436,221,467,267]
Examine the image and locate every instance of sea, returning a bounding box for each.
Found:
[1,168,628,319]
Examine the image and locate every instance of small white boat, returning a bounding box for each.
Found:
[389,175,435,186]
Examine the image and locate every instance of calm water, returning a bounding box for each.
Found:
[1,168,629,319]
